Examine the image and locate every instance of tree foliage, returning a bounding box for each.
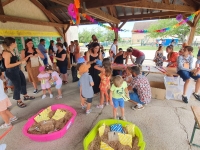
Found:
[148,19,200,42]
[78,27,121,43]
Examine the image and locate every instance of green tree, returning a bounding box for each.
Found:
[148,19,191,42]
[78,27,120,43]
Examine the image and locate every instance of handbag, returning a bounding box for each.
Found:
[38,56,44,66]
[30,57,39,67]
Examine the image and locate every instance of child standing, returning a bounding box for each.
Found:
[0,71,18,129]
[94,58,112,108]
[154,46,164,66]
[45,65,62,99]
[37,66,53,99]
[177,46,200,103]
[128,66,151,110]
[79,63,94,114]
[110,75,128,120]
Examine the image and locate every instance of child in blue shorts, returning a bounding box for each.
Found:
[110,75,128,120]
[177,46,200,103]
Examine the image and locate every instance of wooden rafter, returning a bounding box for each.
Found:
[86,8,120,24]
[163,0,170,4]
[122,7,126,16]
[183,15,193,27]
[0,1,6,23]
[117,1,196,12]
[2,0,14,7]
[51,0,120,24]
[194,12,200,27]
[111,6,117,17]
[118,11,187,20]
[0,15,67,27]
[119,21,127,29]
[30,0,64,37]
[181,0,197,8]
[107,7,113,16]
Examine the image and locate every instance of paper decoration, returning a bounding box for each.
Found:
[34,106,52,123]
[68,4,76,18]
[108,132,119,141]
[79,10,200,33]
[176,14,183,21]
[52,109,66,121]
[118,133,132,148]
[126,124,135,137]
[110,124,124,133]
[100,142,114,150]
[74,0,80,8]
[98,123,106,137]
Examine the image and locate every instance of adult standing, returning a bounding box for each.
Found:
[54,43,68,83]
[69,41,76,64]
[86,42,102,94]
[109,39,118,55]
[74,40,80,61]
[21,39,44,93]
[49,40,55,63]
[38,39,48,66]
[165,45,179,67]
[127,47,145,65]
[57,38,66,50]
[2,37,35,108]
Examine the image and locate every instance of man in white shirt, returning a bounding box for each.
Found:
[110,39,118,55]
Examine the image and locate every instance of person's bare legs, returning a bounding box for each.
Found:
[86,103,91,111]
[47,88,52,94]
[99,91,104,105]
[113,107,117,119]
[0,110,10,124]
[128,100,138,105]
[32,82,37,90]
[183,79,190,95]
[195,78,200,93]
[42,89,46,95]
[120,108,125,117]
[5,110,14,119]
[58,89,62,96]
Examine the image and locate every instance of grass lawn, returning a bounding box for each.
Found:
[104,45,199,57]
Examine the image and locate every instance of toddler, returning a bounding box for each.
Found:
[79,63,94,114]
[0,71,18,129]
[94,58,112,108]
[37,66,53,99]
[45,65,62,99]
[110,75,128,120]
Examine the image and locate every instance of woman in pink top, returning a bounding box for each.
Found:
[126,47,145,64]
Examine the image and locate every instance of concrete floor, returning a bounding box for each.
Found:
[0,51,200,150]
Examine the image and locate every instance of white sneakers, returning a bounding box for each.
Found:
[42,94,53,99]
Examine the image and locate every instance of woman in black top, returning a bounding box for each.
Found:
[49,40,55,63]
[54,43,68,84]
[3,37,35,108]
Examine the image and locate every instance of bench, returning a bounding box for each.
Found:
[190,106,200,147]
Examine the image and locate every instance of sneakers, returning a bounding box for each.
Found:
[193,93,200,101]
[50,94,53,98]
[56,95,62,99]
[10,116,18,123]
[121,116,126,121]
[96,105,104,109]
[81,105,86,110]
[105,102,109,106]
[42,95,46,99]
[86,109,92,114]
[182,95,188,103]
[131,105,144,110]
[33,89,38,94]
[0,123,12,129]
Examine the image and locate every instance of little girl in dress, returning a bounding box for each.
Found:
[94,58,112,108]
[0,71,18,129]
[45,65,63,99]
[37,66,53,99]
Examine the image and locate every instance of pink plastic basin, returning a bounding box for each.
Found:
[22,104,77,142]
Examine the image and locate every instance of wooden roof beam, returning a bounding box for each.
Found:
[0,15,68,27]
[86,8,120,24]
[181,0,197,9]
[2,0,14,7]
[118,11,188,20]
[118,1,196,12]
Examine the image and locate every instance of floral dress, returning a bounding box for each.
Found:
[99,72,111,100]
[155,52,164,66]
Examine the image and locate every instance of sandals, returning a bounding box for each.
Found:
[56,95,62,99]
[17,101,26,108]
[24,96,35,101]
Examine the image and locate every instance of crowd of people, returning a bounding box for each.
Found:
[0,34,200,129]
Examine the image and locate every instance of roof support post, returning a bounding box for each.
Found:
[188,11,200,45]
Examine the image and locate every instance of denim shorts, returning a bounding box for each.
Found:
[55,84,62,89]
[82,95,93,103]
[112,98,124,108]
[58,66,67,74]
[177,70,200,81]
